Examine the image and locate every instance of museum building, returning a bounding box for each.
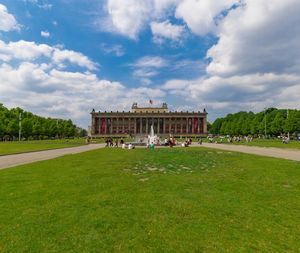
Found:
[90,103,208,137]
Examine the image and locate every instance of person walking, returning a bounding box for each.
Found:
[199,138,202,145]
[115,138,118,147]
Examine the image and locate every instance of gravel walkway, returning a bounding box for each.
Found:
[0,142,299,170]
[0,144,105,170]
[198,143,300,162]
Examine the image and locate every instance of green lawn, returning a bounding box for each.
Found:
[0,143,84,155]
[225,139,300,149]
[0,148,300,252]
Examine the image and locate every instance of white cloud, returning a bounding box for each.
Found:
[131,56,168,68]
[133,69,158,77]
[105,0,152,39]
[38,4,52,9]
[0,4,20,32]
[0,40,52,61]
[101,43,125,56]
[151,20,185,43]
[102,0,180,39]
[0,61,165,128]
[41,31,50,38]
[0,39,98,71]
[206,0,300,77]
[175,0,239,36]
[52,49,99,71]
[162,73,300,120]
[102,0,238,39]
[130,56,168,83]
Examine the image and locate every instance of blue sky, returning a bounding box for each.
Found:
[0,0,300,128]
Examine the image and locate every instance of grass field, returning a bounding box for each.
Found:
[0,143,84,155]
[0,148,299,252]
[225,139,300,150]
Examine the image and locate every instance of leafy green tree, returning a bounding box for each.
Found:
[21,118,33,138]
[79,129,87,137]
[270,113,284,135]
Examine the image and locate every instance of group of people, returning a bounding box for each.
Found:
[105,137,124,147]
[163,137,176,147]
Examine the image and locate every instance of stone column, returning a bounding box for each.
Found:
[203,116,207,134]
[163,117,166,133]
[110,118,113,135]
[180,118,183,134]
[158,117,160,134]
[98,117,102,134]
[116,118,119,134]
[134,118,136,134]
[140,118,142,134]
[186,117,188,134]
[128,118,131,135]
[146,117,149,134]
[122,118,125,134]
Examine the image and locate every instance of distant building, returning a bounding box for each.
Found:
[90,103,208,137]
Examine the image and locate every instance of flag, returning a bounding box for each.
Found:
[149,99,153,105]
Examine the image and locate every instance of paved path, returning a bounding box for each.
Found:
[0,144,105,170]
[197,143,300,162]
[1,142,299,170]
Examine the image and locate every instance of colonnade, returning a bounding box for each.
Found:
[93,116,207,135]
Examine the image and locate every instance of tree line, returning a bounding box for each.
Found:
[210,108,300,136]
[0,104,79,140]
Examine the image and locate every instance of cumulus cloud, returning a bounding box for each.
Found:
[41,31,50,38]
[206,0,300,76]
[0,61,165,127]
[175,0,239,36]
[0,4,20,32]
[104,0,152,39]
[102,0,238,39]
[52,49,99,71]
[101,0,299,118]
[0,40,98,71]
[151,20,185,43]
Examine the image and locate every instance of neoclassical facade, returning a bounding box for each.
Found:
[90,103,208,137]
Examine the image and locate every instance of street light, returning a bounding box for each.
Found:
[56,119,58,139]
[19,112,22,141]
[264,108,267,138]
[287,109,290,140]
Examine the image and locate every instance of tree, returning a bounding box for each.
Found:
[270,113,284,135]
[21,118,33,138]
[79,129,87,137]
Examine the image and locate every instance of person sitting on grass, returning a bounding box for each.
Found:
[164,138,168,146]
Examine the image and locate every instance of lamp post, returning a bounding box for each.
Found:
[287,109,289,140]
[264,108,267,138]
[18,112,22,141]
[56,119,58,139]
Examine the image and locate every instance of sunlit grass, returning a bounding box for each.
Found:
[0,147,299,252]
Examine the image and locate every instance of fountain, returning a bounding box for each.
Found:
[130,125,160,146]
[148,125,158,145]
